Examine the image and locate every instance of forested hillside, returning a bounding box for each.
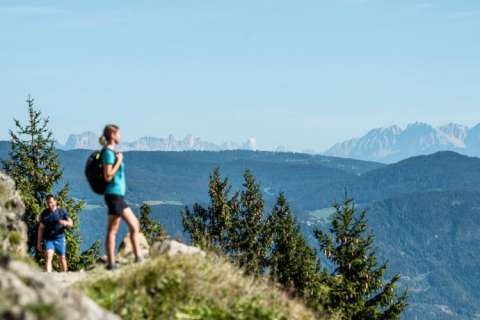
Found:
[2,141,480,319]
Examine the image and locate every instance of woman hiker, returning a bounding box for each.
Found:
[100,124,143,270]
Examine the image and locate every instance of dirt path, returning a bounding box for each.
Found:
[40,260,141,289]
[42,271,89,289]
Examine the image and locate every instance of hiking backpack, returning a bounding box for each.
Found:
[85,149,107,195]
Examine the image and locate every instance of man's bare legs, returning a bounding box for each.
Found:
[59,255,68,272]
[45,250,54,272]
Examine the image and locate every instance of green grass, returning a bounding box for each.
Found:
[8,231,21,246]
[25,303,59,320]
[76,254,325,320]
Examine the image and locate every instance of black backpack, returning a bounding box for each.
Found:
[85,149,107,195]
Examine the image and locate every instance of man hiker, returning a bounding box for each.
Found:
[36,194,73,272]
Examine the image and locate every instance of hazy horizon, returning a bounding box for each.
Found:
[2,119,480,155]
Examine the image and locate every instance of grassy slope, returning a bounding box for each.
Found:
[76,254,331,320]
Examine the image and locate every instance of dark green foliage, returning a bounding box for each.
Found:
[183,168,239,251]
[182,203,209,248]
[140,202,167,245]
[267,193,325,307]
[314,198,408,319]
[1,96,98,270]
[183,170,331,314]
[230,170,271,275]
[2,97,62,256]
[77,240,101,270]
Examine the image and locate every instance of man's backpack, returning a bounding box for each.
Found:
[85,149,107,195]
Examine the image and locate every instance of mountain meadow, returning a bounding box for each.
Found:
[1,140,479,319]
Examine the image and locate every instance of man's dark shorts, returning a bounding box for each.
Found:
[104,194,128,216]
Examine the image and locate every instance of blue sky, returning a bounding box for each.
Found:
[0,0,479,152]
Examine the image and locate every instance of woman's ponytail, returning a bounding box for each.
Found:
[99,135,107,146]
[99,124,119,146]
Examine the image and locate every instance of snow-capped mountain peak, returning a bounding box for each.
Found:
[325,122,479,163]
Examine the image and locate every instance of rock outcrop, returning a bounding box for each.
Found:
[0,172,119,320]
[117,232,150,262]
[0,259,119,320]
[0,172,27,256]
[150,239,206,258]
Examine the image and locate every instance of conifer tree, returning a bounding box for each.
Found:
[230,170,271,275]
[267,193,324,305]
[314,198,408,319]
[140,202,167,245]
[2,96,98,270]
[182,168,239,251]
[182,203,210,248]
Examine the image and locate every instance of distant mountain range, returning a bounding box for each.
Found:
[57,131,258,152]
[60,122,480,161]
[325,122,480,163]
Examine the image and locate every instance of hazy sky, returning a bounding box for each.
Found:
[0,0,479,152]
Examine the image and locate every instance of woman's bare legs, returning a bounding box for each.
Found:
[121,207,141,259]
[106,214,121,266]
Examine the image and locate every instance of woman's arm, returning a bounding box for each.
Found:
[103,152,123,182]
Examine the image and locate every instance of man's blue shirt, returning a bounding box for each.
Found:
[40,208,69,240]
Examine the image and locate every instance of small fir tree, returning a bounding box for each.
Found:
[267,193,324,304]
[140,202,167,245]
[230,170,271,275]
[314,198,408,319]
[182,168,239,251]
[182,203,210,248]
[2,96,98,270]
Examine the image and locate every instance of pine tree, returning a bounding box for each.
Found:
[182,168,239,251]
[2,96,98,270]
[183,171,329,312]
[230,170,271,275]
[182,203,211,248]
[3,96,61,255]
[267,193,325,305]
[140,202,167,245]
[314,198,408,319]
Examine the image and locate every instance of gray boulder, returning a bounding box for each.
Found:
[0,172,27,256]
[0,259,119,320]
[117,232,150,262]
[150,239,206,258]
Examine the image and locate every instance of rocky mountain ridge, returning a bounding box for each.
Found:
[59,131,258,152]
[325,122,480,162]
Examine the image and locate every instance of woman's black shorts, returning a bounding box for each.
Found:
[104,194,129,216]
